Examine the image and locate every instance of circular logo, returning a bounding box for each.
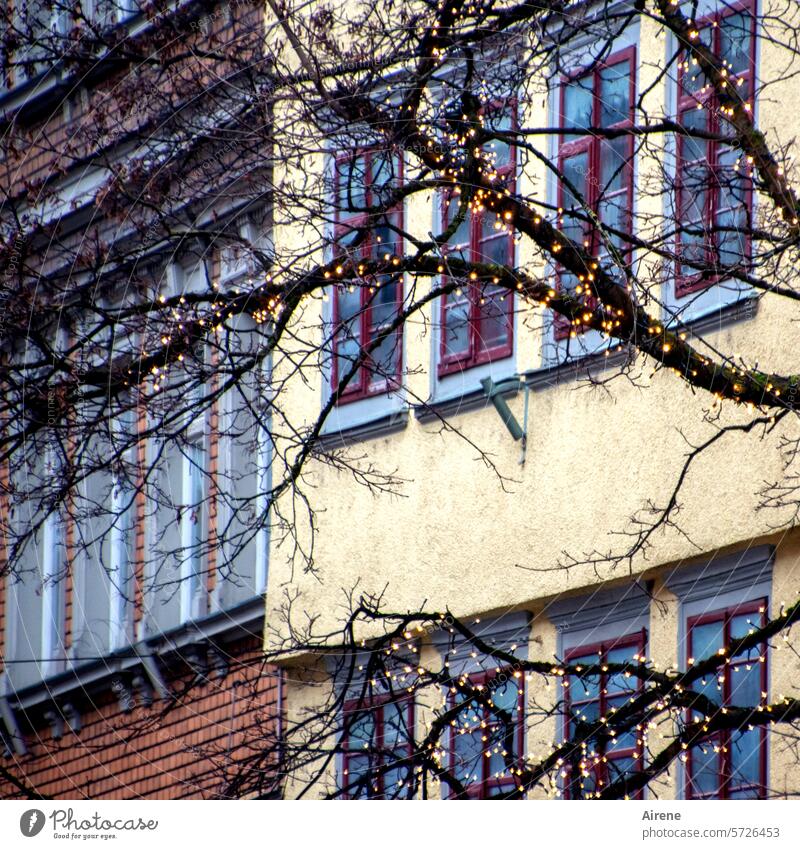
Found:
[20,810,45,837]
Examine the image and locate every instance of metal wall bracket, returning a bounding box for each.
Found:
[480,376,530,464]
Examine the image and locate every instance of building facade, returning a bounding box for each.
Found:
[262,0,800,800]
[0,0,281,799]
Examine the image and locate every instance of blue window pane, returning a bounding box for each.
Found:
[338,154,368,210]
[599,63,631,126]
[383,765,412,799]
[720,13,752,76]
[570,673,600,702]
[729,663,761,708]
[382,701,410,747]
[345,754,371,797]
[606,645,639,694]
[453,728,484,784]
[443,294,470,358]
[445,193,471,252]
[490,680,519,714]
[483,108,514,168]
[682,29,712,94]
[369,280,399,328]
[562,153,589,210]
[371,223,399,261]
[730,610,762,648]
[563,76,593,127]
[691,620,725,663]
[337,286,363,325]
[476,287,509,352]
[689,743,721,797]
[347,710,375,750]
[599,137,628,195]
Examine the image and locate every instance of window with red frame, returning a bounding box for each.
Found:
[439,104,516,375]
[341,695,414,799]
[675,3,756,297]
[449,668,524,798]
[556,49,635,340]
[332,148,403,402]
[563,632,646,799]
[685,599,767,799]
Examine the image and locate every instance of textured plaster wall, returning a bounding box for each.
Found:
[266,10,800,798]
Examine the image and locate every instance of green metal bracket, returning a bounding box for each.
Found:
[480,376,529,464]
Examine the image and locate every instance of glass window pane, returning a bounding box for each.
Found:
[599,137,629,195]
[483,107,514,167]
[681,30,712,94]
[453,727,484,784]
[371,150,400,197]
[720,13,752,76]
[689,742,721,797]
[444,193,472,253]
[336,286,363,325]
[335,336,362,387]
[477,232,510,266]
[680,107,710,167]
[599,63,631,126]
[490,680,519,714]
[562,152,589,208]
[347,710,376,750]
[338,154,368,210]
[382,702,410,747]
[730,610,763,662]
[730,729,762,787]
[605,645,638,693]
[443,294,470,358]
[367,330,400,387]
[344,754,371,797]
[476,287,509,351]
[691,620,725,663]
[369,280,399,328]
[563,76,593,128]
[729,662,761,707]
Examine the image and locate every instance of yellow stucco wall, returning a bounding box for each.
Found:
[264,7,800,797]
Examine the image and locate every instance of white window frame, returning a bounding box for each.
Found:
[109,403,137,650]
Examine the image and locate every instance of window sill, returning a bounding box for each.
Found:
[2,596,266,718]
[317,407,409,448]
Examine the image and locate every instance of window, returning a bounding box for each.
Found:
[439,103,516,373]
[563,632,645,799]
[40,500,66,679]
[675,3,756,297]
[109,403,137,650]
[556,48,635,338]
[180,384,208,623]
[685,599,767,799]
[341,694,414,799]
[449,668,524,798]
[332,148,403,402]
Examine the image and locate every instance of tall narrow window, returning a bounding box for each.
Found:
[449,668,524,798]
[686,600,767,799]
[110,404,137,650]
[40,508,65,679]
[563,632,645,799]
[332,148,403,402]
[181,436,207,622]
[556,49,635,338]
[341,695,414,799]
[439,103,516,374]
[675,4,756,296]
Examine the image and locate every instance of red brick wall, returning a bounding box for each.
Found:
[0,637,280,799]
